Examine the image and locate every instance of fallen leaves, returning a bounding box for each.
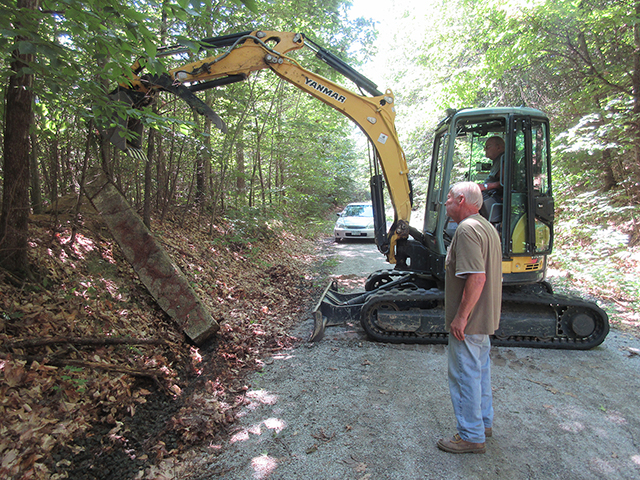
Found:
[311,428,336,442]
[2,360,27,387]
[306,428,336,454]
[343,455,369,477]
[1,212,322,479]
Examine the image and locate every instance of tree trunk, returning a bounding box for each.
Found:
[49,138,59,207]
[0,0,40,277]
[144,127,156,228]
[236,128,246,207]
[601,148,617,192]
[196,91,214,206]
[29,132,42,214]
[195,136,206,206]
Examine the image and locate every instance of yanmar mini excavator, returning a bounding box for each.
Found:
[106,30,609,350]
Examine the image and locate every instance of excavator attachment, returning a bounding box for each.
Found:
[146,73,227,134]
[101,90,145,153]
[309,280,372,342]
[103,72,227,157]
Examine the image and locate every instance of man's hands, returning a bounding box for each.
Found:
[480,181,498,192]
[449,314,468,341]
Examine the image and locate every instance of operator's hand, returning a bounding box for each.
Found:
[449,315,468,342]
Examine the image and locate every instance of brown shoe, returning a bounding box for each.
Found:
[437,433,486,454]
[485,427,492,438]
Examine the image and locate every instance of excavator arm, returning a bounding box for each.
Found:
[109,30,411,262]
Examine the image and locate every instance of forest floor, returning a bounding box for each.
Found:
[0,202,328,480]
[1,203,639,479]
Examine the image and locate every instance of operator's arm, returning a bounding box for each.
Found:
[449,272,486,341]
[480,181,500,192]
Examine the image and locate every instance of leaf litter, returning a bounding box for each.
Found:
[0,209,324,479]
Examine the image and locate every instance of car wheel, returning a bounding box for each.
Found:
[334,237,342,243]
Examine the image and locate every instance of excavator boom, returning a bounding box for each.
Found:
[108,30,411,260]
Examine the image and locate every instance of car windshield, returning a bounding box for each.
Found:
[343,205,373,217]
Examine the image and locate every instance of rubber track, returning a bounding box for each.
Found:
[360,287,609,350]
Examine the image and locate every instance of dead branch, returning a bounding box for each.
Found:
[0,352,171,393]
[2,336,167,351]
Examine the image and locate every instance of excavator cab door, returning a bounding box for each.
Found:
[423,113,508,257]
[503,116,554,258]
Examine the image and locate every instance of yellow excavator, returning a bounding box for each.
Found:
[105,30,609,349]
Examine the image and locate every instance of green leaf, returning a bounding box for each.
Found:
[18,40,36,55]
[103,6,120,17]
[175,37,200,53]
[239,0,259,13]
[172,7,189,22]
[143,38,157,59]
[64,366,84,372]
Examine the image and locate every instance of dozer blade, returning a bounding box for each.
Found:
[309,280,372,342]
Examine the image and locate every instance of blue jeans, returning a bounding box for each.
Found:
[448,334,493,443]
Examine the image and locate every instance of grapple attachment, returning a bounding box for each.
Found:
[103,73,227,155]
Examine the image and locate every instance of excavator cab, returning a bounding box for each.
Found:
[419,107,554,286]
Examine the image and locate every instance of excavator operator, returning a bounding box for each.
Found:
[478,136,504,221]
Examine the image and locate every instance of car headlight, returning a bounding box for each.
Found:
[366,221,374,229]
[336,219,345,228]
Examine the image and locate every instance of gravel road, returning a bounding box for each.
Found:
[195,239,640,480]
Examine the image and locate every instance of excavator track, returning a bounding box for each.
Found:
[360,287,609,350]
[364,269,437,291]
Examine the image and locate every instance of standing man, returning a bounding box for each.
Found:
[437,182,502,454]
[479,136,504,220]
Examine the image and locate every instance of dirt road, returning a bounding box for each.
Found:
[195,239,640,480]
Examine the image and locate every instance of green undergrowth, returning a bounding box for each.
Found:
[549,189,640,333]
[222,206,335,246]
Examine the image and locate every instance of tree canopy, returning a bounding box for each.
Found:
[1,0,637,309]
[1,2,639,477]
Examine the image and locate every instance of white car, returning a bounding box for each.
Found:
[334,202,375,242]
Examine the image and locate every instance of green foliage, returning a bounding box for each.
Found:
[551,186,640,325]
[441,0,640,198]
[1,0,373,223]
